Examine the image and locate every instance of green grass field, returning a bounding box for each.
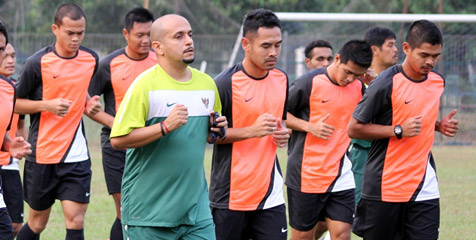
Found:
[21,141,476,239]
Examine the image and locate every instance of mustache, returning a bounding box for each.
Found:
[265,56,277,62]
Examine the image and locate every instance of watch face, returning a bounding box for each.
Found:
[395,126,402,134]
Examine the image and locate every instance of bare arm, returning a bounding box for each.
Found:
[15,98,71,115]
[85,109,114,128]
[111,104,188,149]
[347,116,422,140]
[287,112,334,140]
[16,119,28,140]
[215,113,277,144]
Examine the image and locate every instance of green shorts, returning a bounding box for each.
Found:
[123,218,215,240]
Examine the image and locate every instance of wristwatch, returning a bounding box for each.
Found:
[394,125,403,139]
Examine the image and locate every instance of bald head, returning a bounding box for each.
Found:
[151,14,190,42]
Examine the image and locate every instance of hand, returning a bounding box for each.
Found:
[308,113,335,140]
[250,113,277,138]
[272,118,289,148]
[85,95,102,116]
[209,111,228,133]
[163,104,188,132]
[401,116,422,138]
[439,109,458,137]
[9,137,31,159]
[361,68,377,84]
[46,98,71,117]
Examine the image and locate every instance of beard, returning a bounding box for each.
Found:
[183,58,194,64]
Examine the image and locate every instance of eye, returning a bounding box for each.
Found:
[327,57,333,61]
[317,57,324,61]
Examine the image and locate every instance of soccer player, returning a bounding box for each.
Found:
[348,26,398,206]
[286,40,372,240]
[0,22,31,240]
[110,14,226,239]
[210,9,290,240]
[87,7,155,240]
[348,20,459,240]
[0,43,27,237]
[15,4,101,240]
[304,39,334,70]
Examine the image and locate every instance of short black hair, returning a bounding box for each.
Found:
[406,20,443,48]
[124,7,154,32]
[338,40,372,69]
[304,40,333,58]
[242,9,281,37]
[364,27,396,48]
[0,21,8,45]
[54,3,86,26]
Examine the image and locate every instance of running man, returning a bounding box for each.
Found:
[0,43,27,237]
[110,14,226,239]
[87,7,155,240]
[210,9,290,240]
[15,4,101,240]
[348,20,458,240]
[286,40,372,240]
[0,22,31,240]
[348,26,398,206]
[304,39,334,70]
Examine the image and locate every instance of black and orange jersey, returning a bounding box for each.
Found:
[0,78,23,166]
[286,68,364,193]
[0,75,15,159]
[88,48,157,136]
[352,65,444,202]
[210,63,288,211]
[16,44,98,164]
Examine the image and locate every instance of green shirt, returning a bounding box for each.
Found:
[111,64,221,227]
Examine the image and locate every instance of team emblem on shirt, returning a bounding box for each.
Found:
[201,97,209,109]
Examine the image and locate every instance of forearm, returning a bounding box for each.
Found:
[1,134,11,152]
[435,120,441,133]
[286,112,309,132]
[110,123,164,149]
[86,110,114,128]
[216,127,255,144]
[15,98,48,114]
[347,118,395,140]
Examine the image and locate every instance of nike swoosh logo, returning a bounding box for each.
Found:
[166,102,176,107]
[405,99,414,104]
[53,75,60,79]
[322,99,331,103]
[281,228,287,233]
[245,97,253,102]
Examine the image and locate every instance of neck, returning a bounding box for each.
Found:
[242,58,268,78]
[125,46,148,60]
[157,59,191,82]
[401,60,425,80]
[371,61,390,75]
[326,63,338,84]
[54,43,76,58]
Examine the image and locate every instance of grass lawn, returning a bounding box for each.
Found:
[21,140,476,239]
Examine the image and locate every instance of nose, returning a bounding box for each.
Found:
[185,34,193,46]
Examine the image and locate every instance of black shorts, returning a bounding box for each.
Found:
[211,204,287,240]
[0,207,13,240]
[287,187,354,231]
[101,133,125,194]
[23,160,92,211]
[353,198,439,240]
[0,169,23,223]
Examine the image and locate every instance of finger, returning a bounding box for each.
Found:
[324,124,335,130]
[447,109,457,119]
[92,95,100,101]
[320,113,330,122]
[414,115,423,120]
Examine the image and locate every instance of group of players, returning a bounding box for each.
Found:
[0,3,460,240]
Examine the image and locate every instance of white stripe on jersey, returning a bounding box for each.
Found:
[147,90,216,120]
[64,121,89,163]
[415,155,440,201]
[331,154,356,192]
[263,161,285,209]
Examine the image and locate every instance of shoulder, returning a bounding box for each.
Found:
[369,65,400,89]
[214,64,242,83]
[24,45,54,66]
[79,46,99,60]
[101,48,126,65]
